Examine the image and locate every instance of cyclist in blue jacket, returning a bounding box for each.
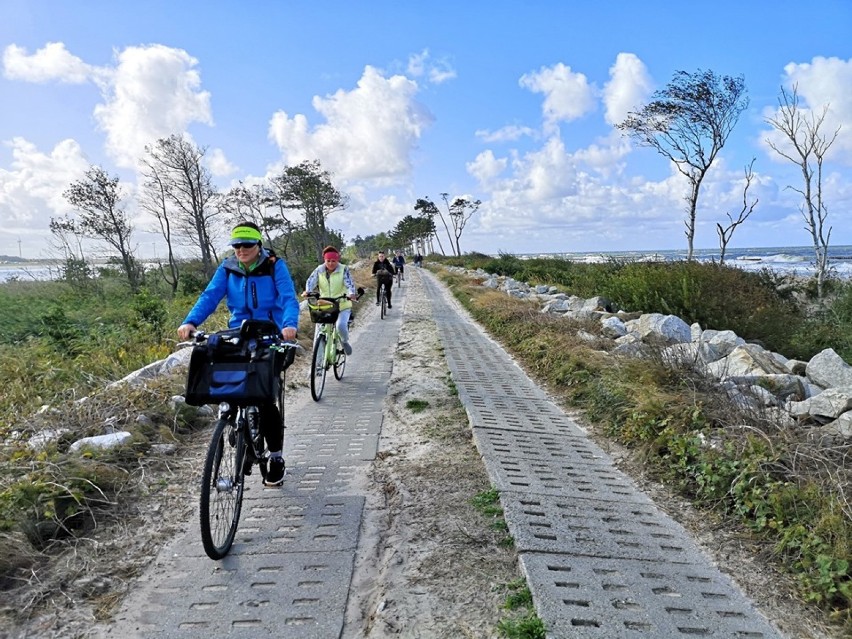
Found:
[178,221,299,487]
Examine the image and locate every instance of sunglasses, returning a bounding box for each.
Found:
[232,242,258,250]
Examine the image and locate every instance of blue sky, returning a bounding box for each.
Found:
[1,0,851,259]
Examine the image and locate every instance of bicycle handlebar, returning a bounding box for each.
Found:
[304,287,365,302]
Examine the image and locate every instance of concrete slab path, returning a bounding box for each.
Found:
[100,266,785,638]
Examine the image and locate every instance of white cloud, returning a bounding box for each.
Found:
[93,44,213,168]
[4,42,214,170]
[474,125,537,143]
[268,65,434,183]
[0,137,90,256]
[2,42,101,84]
[602,52,654,126]
[206,147,238,177]
[467,150,507,186]
[519,63,596,131]
[406,49,456,85]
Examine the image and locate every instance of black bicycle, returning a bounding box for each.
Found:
[376,274,391,319]
[182,319,296,560]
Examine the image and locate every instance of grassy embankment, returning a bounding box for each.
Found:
[431,253,851,631]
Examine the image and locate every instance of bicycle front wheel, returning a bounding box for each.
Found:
[199,418,245,560]
[380,288,387,320]
[334,337,347,380]
[311,333,328,401]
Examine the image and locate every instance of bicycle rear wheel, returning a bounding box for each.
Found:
[310,333,328,401]
[199,417,245,560]
[334,337,346,380]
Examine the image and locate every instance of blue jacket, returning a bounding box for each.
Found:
[183,250,300,332]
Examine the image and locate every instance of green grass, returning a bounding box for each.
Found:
[405,399,430,413]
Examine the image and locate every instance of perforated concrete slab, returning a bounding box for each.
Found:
[127,550,355,639]
[473,425,609,463]
[502,492,699,563]
[286,432,380,462]
[484,454,654,503]
[464,402,591,438]
[519,553,781,638]
[421,272,784,639]
[169,494,364,558]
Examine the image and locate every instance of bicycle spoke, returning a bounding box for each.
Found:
[199,418,244,559]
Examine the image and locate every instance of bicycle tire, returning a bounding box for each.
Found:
[277,374,286,429]
[310,333,328,401]
[334,337,346,380]
[397,269,402,287]
[199,417,245,560]
[380,286,387,319]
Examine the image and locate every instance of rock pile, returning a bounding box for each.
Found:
[465,267,852,444]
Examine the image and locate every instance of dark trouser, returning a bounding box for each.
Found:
[376,274,393,305]
[260,403,283,452]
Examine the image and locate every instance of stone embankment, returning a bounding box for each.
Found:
[459,266,852,445]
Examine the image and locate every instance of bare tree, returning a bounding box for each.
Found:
[139,167,180,294]
[444,193,481,256]
[717,159,759,265]
[618,69,748,260]
[142,135,220,277]
[48,216,95,287]
[765,86,840,298]
[62,166,141,291]
[270,160,347,260]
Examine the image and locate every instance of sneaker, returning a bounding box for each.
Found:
[375,301,380,306]
[387,304,392,309]
[343,342,353,355]
[264,456,285,487]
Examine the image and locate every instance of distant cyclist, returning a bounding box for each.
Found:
[302,246,359,354]
[414,252,423,267]
[392,250,406,281]
[372,251,396,309]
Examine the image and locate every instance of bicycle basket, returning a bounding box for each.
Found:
[184,338,279,406]
[308,298,340,324]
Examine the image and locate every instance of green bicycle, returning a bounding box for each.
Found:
[306,291,362,401]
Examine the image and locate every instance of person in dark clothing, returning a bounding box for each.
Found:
[371,251,396,308]
[392,250,406,280]
[178,221,299,487]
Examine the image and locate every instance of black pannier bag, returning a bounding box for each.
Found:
[184,336,279,406]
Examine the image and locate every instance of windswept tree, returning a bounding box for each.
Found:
[617,69,748,260]
[717,159,758,265]
[219,181,301,256]
[414,198,447,255]
[414,194,480,256]
[139,167,180,293]
[765,85,840,298]
[62,166,141,290]
[391,215,435,253]
[142,135,220,277]
[270,160,347,261]
[444,193,481,256]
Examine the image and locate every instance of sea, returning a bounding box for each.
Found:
[512,245,852,280]
[2,246,852,284]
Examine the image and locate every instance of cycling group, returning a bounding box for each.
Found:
[178,221,412,557]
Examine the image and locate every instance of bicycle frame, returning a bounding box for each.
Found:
[186,320,294,560]
[307,292,359,401]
